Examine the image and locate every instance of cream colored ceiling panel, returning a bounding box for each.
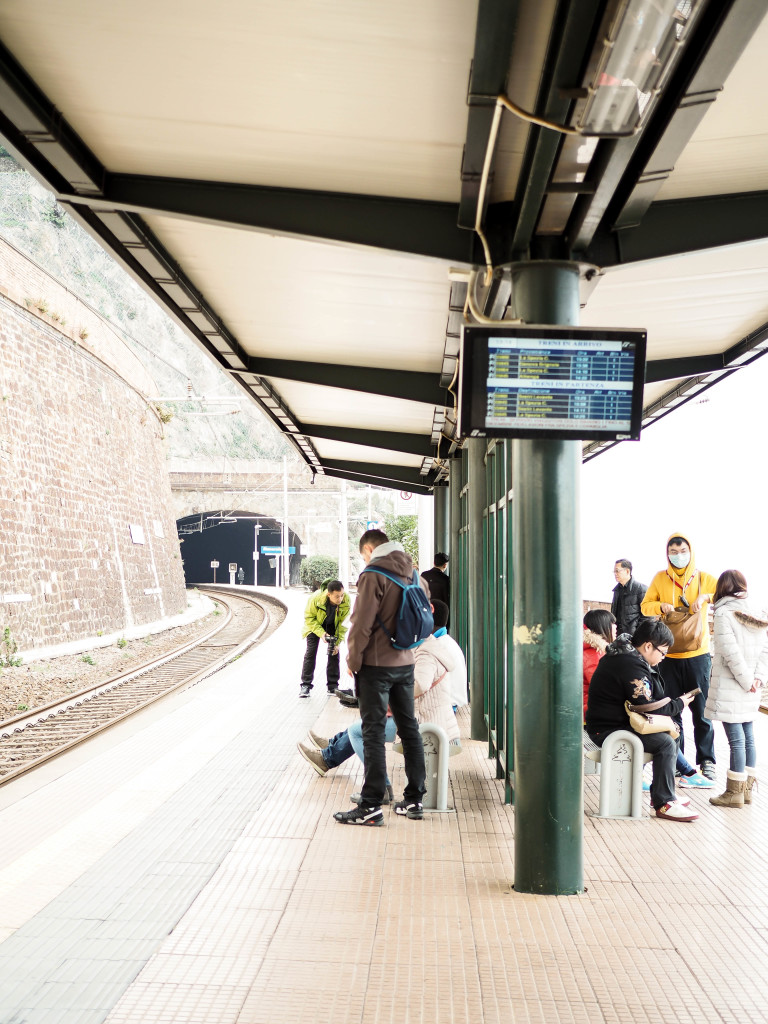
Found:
[582,240,768,359]
[657,10,768,201]
[264,379,435,435]
[0,0,478,201]
[144,215,453,371]
[310,439,422,469]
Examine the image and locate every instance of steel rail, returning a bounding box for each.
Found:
[0,589,280,786]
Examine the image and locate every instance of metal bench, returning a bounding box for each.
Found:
[584,729,652,819]
[393,722,461,812]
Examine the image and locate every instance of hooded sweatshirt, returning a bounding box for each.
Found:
[640,531,717,659]
[346,541,430,672]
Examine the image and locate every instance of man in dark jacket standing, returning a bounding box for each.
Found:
[334,529,427,827]
[611,558,648,637]
[421,552,450,609]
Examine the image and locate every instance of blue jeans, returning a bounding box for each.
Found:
[357,663,426,807]
[722,721,756,773]
[676,749,697,776]
[322,717,397,784]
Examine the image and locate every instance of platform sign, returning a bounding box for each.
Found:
[394,491,414,514]
[367,520,384,530]
[210,561,220,568]
[261,546,295,555]
[228,562,238,572]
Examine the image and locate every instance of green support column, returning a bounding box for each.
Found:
[449,460,462,648]
[434,483,449,555]
[467,438,488,742]
[511,261,583,895]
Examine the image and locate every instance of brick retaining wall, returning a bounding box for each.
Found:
[0,244,187,650]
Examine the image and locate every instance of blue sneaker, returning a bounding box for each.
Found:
[642,779,651,792]
[678,772,714,789]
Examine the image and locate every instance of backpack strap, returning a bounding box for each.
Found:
[361,565,413,642]
[361,565,412,588]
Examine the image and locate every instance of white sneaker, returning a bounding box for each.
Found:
[655,800,698,822]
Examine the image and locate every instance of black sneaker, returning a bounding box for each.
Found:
[394,800,423,820]
[299,684,311,698]
[338,693,359,708]
[333,805,384,827]
[327,684,338,695]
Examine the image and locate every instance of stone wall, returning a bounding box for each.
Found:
[0,241,187,650]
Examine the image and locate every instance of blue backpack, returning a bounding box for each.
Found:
[361,566,434,650]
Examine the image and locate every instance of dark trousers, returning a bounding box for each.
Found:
[589,728,677,809]
[301,633,340,689]
[660,653,715,765]
[357,663,426,807]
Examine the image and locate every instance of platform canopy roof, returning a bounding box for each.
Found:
[0,0,767,493]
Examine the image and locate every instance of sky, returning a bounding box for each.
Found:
[580,351,768,606]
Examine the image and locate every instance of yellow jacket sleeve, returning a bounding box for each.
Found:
[641,571,669,618]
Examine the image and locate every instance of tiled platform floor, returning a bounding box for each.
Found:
[1,588,767,1024]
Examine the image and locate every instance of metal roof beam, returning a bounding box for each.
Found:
[610,0,768,233]
[322,459,427,485]
[61,174,475,264]
[299,423,435,457]
[646,353,726,383]
[253,357,447,406]
[568,0,758,253]
[321,467,433,496]
[507,0,604,259]
[458,0,521,229]
[585,191,768,267]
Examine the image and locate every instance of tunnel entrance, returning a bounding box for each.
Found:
[177,511,302,586]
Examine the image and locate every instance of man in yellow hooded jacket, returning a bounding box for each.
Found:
[641,533,718,780]
[300,580,351,698]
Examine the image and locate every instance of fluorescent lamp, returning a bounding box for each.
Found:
[578,0,697,136]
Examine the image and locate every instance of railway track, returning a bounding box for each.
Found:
[0,588,284,786]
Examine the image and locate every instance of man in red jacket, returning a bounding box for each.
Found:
[333,529,427,827]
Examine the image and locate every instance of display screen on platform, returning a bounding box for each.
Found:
[458,325,646,441]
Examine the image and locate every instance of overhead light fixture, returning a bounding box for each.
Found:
[576,0,700,137]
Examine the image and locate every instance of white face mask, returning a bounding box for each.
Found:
[669,552,690,569]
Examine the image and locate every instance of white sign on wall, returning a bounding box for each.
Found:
[129,524,145,545]
[394,491,415,515]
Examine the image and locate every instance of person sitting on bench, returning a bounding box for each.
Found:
[586,618,698,824]
[296,600,461,812]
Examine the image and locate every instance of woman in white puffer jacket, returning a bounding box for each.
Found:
[705,570,768,807]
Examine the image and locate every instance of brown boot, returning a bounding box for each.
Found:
[709,769,747,807]
[744,767,758,805]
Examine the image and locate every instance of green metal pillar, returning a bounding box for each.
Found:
[467,438,488,741]
[449,460,462,647]
[511,261,583,895]
[434,483,449,555]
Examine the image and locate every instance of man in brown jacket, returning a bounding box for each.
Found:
[333,529,427,826]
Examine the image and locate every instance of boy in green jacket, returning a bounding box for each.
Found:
[300,580,350,697]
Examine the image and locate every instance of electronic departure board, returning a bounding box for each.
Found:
[458,325,647,441]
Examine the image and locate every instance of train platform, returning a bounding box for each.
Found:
[1,588,767,1024]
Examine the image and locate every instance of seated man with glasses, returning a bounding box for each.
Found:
[586,619,698,823]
